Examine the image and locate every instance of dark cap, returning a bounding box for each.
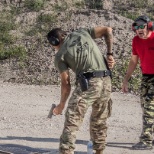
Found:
[133,15,150,26]
[133,20,147,26]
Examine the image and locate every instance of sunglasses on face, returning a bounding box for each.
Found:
[134,25,146,30]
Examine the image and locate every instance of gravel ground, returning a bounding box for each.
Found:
[0,81,153,154]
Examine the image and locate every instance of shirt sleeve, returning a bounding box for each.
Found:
[83,28,96,39]
[54,55,68,74]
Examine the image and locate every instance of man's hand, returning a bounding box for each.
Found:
[121,81,129,93]
[107,55,115,69]
[53,103,64,115]
[121,55,139,93]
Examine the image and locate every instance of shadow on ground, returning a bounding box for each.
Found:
[0,144,51,154]
[0,136,134,154]
[0,136,87,145]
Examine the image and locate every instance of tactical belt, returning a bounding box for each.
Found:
[82,70,111,79]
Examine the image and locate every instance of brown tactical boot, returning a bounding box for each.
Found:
[95,150,103,154]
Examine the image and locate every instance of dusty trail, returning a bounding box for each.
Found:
[0,81,153,154]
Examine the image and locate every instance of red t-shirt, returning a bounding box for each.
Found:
[132,32,154,74]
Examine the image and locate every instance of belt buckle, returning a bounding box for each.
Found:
[104,70,107,76]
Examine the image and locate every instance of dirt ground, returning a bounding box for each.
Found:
[0,81,153,154]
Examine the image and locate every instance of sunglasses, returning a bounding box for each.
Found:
[134,25,146,30]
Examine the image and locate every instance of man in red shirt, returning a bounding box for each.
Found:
[122,15,154,150]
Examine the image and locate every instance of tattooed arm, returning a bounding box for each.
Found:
[104,28,113,54]
[93,26,113,54]
[93,26,115,68]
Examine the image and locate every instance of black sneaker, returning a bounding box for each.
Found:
[132,142,153,150]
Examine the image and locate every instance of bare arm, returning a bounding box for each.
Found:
[122,54,139,92]
[93,26,115,69]
[94,26,113,54]
[123,54,139,82]
[53,70,71,115]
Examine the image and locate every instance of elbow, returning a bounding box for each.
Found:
[106,27,113,34]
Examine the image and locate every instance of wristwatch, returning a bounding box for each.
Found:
[107,52,113,56]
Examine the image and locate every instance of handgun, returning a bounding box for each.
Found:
[47,104,56,118]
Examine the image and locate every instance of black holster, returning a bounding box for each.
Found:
[103,55,112,79]
[78,74,89,92]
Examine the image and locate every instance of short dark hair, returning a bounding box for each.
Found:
[47,28,66,41]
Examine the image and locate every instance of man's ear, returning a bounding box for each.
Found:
[61,34,65,41]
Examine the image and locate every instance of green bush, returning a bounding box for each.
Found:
[0,21,15,32]
[85,0,102,9]
[120,11,139,20]
[37,14,57,24]
[0,33,15,45]
[0,11,16,48]
[74,1,85,9]
[25,27,41,36]
[0,11,16,32]
[53,2,68,12]
[0,46,27,60]
[24,0,45,11]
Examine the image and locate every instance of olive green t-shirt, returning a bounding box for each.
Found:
[54,28,107,75]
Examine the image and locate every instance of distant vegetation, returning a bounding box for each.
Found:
[0,10,26,60]
[24,0,45,11]
[0,0,153,94]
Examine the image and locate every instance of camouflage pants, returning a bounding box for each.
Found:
[140,75,154,146]
[59,76,112,154]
